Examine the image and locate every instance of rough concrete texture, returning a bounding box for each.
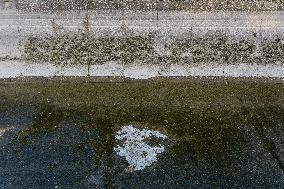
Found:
[2,10,284,58]
[1,61,284,79]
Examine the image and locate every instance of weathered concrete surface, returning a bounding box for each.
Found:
[1,10,284,57]
[1,60,284,79]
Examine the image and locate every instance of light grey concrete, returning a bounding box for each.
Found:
[1,10,284,57]
[1,61,284,79]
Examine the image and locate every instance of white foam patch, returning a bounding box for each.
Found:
[0,128,9,137]
[114,125,167,171]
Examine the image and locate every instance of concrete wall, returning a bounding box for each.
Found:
[1,10,284,58]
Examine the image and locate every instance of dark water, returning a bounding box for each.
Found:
[0,104,284,189]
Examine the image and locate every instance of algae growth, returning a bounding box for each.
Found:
[0,77,283,188]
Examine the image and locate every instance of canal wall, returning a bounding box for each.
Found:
[1,10,284,58]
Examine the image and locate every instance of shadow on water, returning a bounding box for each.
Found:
[1,103,284,188]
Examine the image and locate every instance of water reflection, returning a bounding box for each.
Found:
[0,106,283,188]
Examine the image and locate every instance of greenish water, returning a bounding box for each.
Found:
[0,77,283,188]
